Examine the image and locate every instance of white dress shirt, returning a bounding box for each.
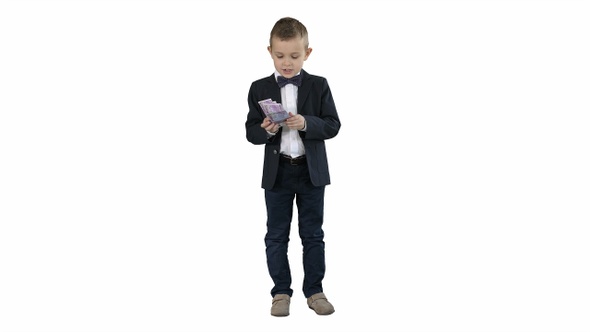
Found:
[273,71,306,158]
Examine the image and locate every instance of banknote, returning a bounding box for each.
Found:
[258,98,290,123]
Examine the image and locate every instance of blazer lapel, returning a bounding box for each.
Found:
[297,69,312,114]
[264,73,282,104]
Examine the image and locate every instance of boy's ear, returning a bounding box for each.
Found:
[267,46,272,55]
[304,47,313,60]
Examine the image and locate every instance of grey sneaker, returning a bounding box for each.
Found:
[307,292,335,315]
[271,294,290,317]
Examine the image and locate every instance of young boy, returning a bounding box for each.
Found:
[245,17,341,317]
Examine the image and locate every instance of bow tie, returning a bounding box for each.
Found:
[277,74,302,88]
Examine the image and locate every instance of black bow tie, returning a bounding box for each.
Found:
[277,74,302,88]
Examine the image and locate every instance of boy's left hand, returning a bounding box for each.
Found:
[285,112,306,131]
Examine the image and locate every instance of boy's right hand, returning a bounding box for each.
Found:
[261,117,280,134]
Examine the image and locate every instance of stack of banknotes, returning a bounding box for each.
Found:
[258,98,290,123]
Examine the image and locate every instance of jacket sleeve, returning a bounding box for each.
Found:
[300,78,341,141]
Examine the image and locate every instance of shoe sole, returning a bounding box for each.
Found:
[271,313,290,317]
[309,307,335,315]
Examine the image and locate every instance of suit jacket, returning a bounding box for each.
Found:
[245,69,341,190]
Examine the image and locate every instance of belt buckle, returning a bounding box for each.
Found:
[292,156,305,165]
[281,154,304,165]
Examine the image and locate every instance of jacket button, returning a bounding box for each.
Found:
[273,150,278,154]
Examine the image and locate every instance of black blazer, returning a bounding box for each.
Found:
[246,69,341,190]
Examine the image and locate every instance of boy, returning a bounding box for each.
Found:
[245,17,341,317]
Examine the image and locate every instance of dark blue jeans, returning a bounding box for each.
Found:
[264,159,326,298]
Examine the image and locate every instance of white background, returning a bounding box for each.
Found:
[1,0,589,331]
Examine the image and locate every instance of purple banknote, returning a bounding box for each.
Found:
[258,98,290,123]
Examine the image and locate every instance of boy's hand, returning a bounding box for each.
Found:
[261,117,280,133]
[285,112,306,131]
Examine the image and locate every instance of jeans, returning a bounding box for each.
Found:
[264,159,326,298]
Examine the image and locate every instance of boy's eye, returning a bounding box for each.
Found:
[277,56,283,58]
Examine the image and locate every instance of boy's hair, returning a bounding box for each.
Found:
[269,17,309,49]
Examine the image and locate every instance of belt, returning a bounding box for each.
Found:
[280,154,307,165]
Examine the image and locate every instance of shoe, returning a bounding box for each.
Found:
[307,292,335,315]
[271,294,290,317]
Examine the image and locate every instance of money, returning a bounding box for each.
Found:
[258,98,290,123]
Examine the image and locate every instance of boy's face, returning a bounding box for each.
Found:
[268,36,312,78]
